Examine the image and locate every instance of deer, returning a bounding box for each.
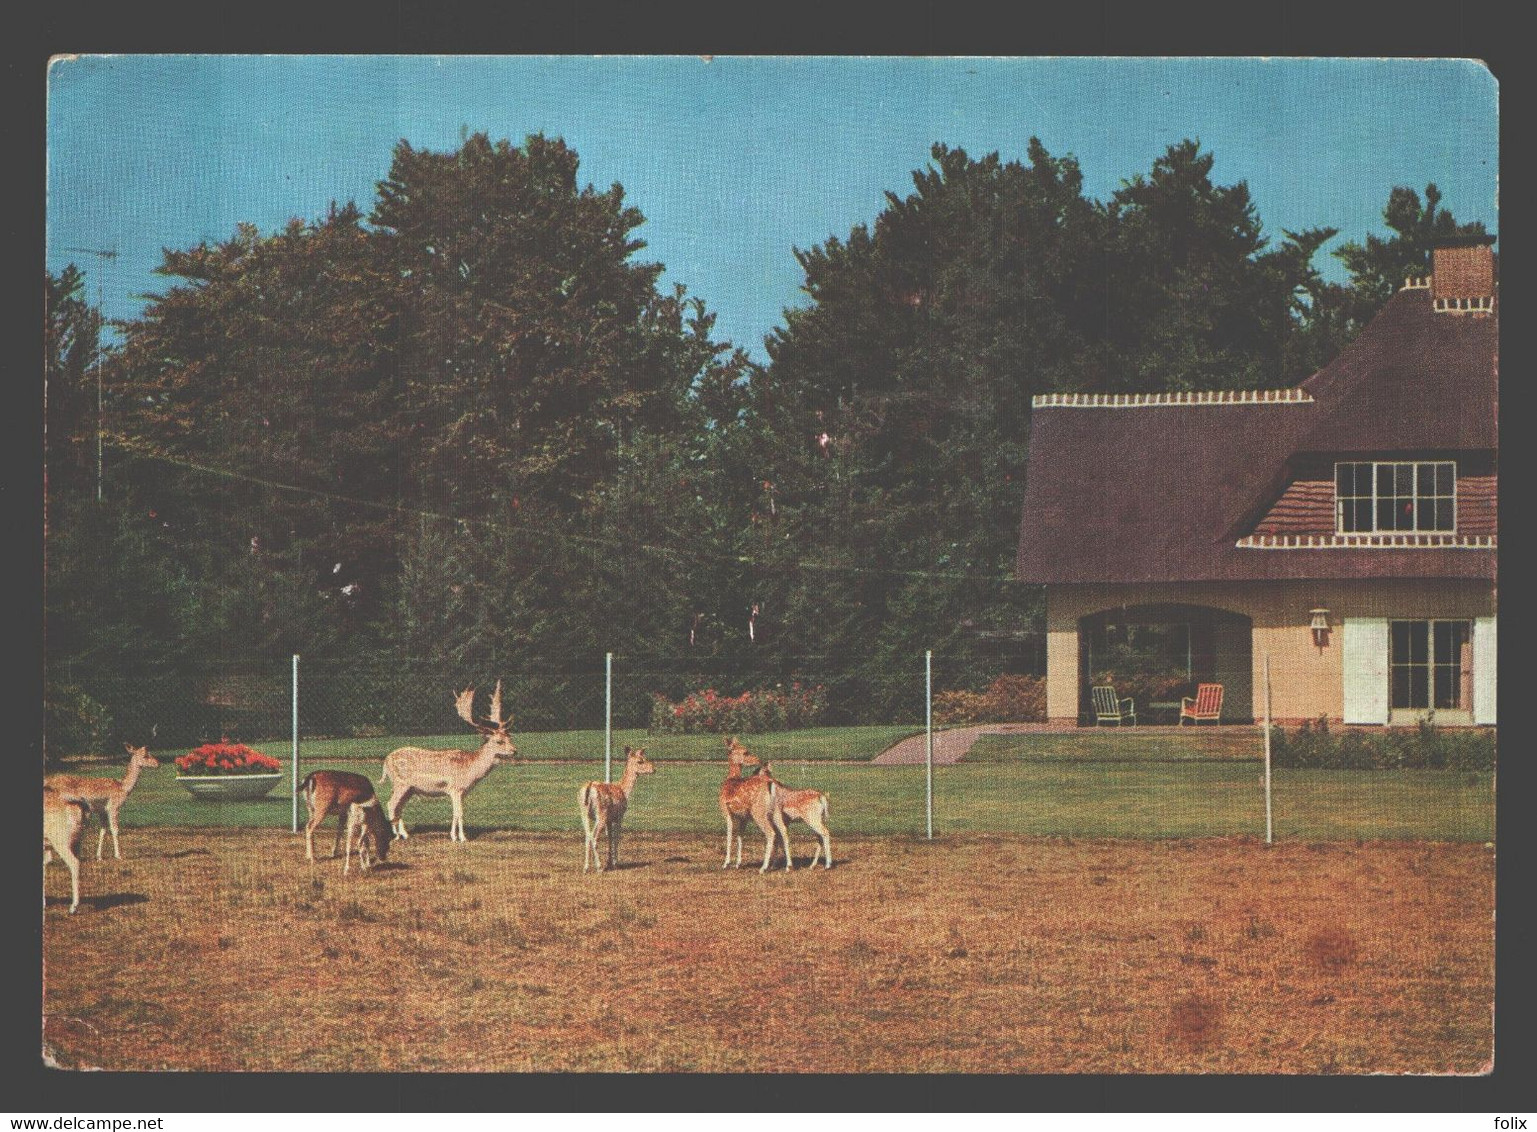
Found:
[719,736,787,873]
[381,681,517,842]
[44,743,160,861]
[756,761,833,870]
[579,745,657,872]
[300,769,391,869]
[43,788,88,914]
[342,799,392,875]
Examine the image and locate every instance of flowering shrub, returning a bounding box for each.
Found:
[932,675,1046,725]
[649,683,828,734]
[175,741,281,776]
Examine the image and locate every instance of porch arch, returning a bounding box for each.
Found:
[1077,603,1253,724]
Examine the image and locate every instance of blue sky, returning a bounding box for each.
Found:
[47,55,1498,363]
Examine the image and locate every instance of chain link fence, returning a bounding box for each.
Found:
[43,653,1492,843]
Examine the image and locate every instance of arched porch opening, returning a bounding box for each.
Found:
[1077,603,1253,724]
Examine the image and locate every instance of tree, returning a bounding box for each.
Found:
[1334,183,1492,309]
[45,265,103,504]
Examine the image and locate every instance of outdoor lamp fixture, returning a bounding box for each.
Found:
[1309,608,1331,648]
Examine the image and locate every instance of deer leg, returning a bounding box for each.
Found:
[387,786,412,839]
[450,792,466,842]
[65,847,80,913]
[609,816,621,870]
[722,815,734,869]
[580,789,595,872]
[807,812,832,869]
[776,812,794,872]
[758,815,777,874]
[108,802,123,860]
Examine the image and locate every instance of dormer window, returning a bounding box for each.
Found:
[1335,461,1456,534]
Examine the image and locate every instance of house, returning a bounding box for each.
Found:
[1016,238,1496,726]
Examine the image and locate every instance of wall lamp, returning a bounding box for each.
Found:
[1309,607,1331,648]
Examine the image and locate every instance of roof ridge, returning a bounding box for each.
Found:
[1033,389,1312,409]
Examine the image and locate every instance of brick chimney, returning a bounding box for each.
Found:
[1430,236,1496,314]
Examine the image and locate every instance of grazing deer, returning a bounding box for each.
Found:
[382,682,517,842]
[758,762,832,870]
[43,788,88,914]
[719,736,786,873]
[343,799,392,875]
[301,769,390,868]
[579,745,657,872]
[44,744,160,860]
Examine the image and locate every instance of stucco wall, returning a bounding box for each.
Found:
[1045,578,1495,724]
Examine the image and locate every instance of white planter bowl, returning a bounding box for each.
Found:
[176,773,283,800]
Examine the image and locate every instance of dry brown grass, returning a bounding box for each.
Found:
[41,829,1494,1074]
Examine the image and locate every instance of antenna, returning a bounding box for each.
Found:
[61,247,117,502]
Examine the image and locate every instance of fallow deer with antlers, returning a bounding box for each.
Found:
[43,788,88,914]
[579,745,656,872]
[44,744,160,861]
[719,736,786,873]
[382,682,516,842]
[757,761,832,870]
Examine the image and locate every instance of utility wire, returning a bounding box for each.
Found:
[106,435,1017,584]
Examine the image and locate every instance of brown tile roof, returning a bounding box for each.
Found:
[1016,289,1497,584]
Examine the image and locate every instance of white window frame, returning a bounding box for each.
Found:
[1334,460,1457,535]
[1389,618,1473,712]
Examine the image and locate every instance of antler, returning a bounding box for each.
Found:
[454,687,478,729]
[486,679,509,731]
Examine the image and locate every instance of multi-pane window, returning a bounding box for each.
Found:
[1336,461,1456,533]
[1390,620,1471,710]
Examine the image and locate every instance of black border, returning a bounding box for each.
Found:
[14,0,1531,1115]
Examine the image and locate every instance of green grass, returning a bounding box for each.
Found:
[968,730,1265,762]
[115,756,1492,842]
[207,724,918,766]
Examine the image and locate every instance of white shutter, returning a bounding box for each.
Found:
[1342,618,1390,724]
[1473,616,1497,725]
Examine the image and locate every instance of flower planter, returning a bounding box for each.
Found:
[176,773,283,801]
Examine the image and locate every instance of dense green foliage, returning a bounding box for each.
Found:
[43,132,1490,756]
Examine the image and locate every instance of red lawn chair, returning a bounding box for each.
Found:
[1179,683,1224,725]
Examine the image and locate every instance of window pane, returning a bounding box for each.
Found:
[1409,667,1429,708]
[1395,464,1414,494]
[1336,464,1353,497]
[1378,498,1397,530]
[1417,499,1436,530]
[1436,463,1455,494]
[1409,622,1429,664]
[1433,622,1455,664]
[1416,463,1433,494]
[1391,621,1412,659]
[1391,667,1413,709]
[1435,665,1460,709]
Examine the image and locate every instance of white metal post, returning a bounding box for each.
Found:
[925,650,934,840]
[1263,653,1273,845]
[291,653,300,834]
[605,652,613,783]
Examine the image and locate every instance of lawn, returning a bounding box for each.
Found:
[111,758,1492,843]
[184,724,918,766]
[41,829,1495,1073]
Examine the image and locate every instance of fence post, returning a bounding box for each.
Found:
[605,651,613,784]
[291,653,300,834]
[1263,653,1273,846]
[925,649,934,840]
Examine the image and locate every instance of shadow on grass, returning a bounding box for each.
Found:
[45,892,152,913]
